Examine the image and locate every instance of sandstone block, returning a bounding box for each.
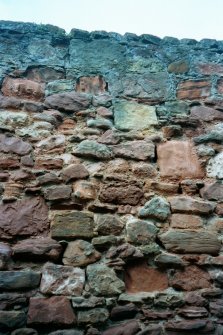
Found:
[62,240,101,266]
[76,75,107,95]
[177,80,211,100]
[77,308,109,324]
[113,140,155,161]
[0,270,41,290]
[74,140,113,160]
[95,214,124,235]
[2,77,45,101]
[169,196,215,214]
[200,182,223,201]
[139,196,170,221]
[0,134,32,156]
[44,185,72,201]
[73,181,97,200]
[61,164,89,182]
[170,213,203,229]
[191,106,223,121]
[126,218,158,244]
[44,91,91,112]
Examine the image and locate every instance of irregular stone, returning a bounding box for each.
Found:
[35,157,63,170]
[74,140,113,160]
[98,129,120,145]
[126,217,158,244]
[96,106,113,117]
[142,309,173,320]
[185,291,207,307]
[194,123,223,144]
[40,262,85,296]
[77,308,109,324]
[44,185,72,201]
[159,229,221,255]
[63,240,101,266]
[44,92,91,112]
[2,77,45,101]
[137,325,163,335]
[207,152,223,179]
[51,210,94,238]
[45,79,74,96]
[92,235,118,249]
[95,214,124,235]
[177,80,211,100]
[73,181,97,200]
[170,265,212,291]
[0,243,12,269]
[139,196,170,221]
[106,243,143,262]
[154,252,184,268]
[0,311,26,329]
[157,141,203,178]
[27,296,76,326]
[12,237,62,261]
[210,299,223,317]
[37,172,61,185]
[125,262,168,293]
[0,197,49,239]
[0,110,28,127]
[191,106,223,121]
[11,328,38,335]
[102,320,140,335]
[165,319,208,331]
[35,134,65,151]
[168,60,189,73]
[0,134,32,155]
[0,270,41,290]
[87,118,113,129]
[113,140,155,161]
[114,100,157,131]
[99,180,143,205]
[162,125,183,139]
[61,165,89,184]
[72,296,105,308]
[87,264,125,296]
[196,144,215,157]
[110,303,138,320]
[200,182,223,201]
[0,293,28,310]
[131,162,157,178]
[154,292,184,308]
[178,306,208,318]
[76,75,107,94]
[169,196,215,214]
[0,156,20,169]
[170,213,203,229]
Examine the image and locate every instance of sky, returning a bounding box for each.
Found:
[0,0,223,41]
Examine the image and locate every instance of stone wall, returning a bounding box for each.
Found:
[1,20,223,335]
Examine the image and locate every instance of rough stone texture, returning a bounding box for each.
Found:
[157,141,204,179]
[40,262,85,296]
[159,230,221,255]
[27,296,76,326]
[114,101,157,131]
[51,210,94,238]
[0,197,49,239]
[2,21,223,334]
[62,240,101,266]
[87,264,125,296]
[125,262,169,293]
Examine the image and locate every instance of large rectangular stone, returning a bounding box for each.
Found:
[0,271,41,290]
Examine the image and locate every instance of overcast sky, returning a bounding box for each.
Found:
[0,0,223,40]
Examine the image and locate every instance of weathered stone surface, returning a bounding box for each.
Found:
[191,105,223,121]
[0,134,32,155]
[95,214,124,235]
[35,157,63,170]
[131,162,158,178]
[44,185,72,200]
[154,292,184,308]
[2,77,45,101]
[207,152,223,179]
[77,308,109,324]
[170,265,211,291]
[177,306,208,318]
[125,262,168,293]
[87,264,125,296]
[106,243,143,261]
[44,92,91,112]
[27,296,76,326]
[170,213,203,229]
[51,210,94,238]
[0,110,28,128]
[210,299,223,317]
[137,325,163,335]
[36,134,65,151]
[11,328,38,335]
[154,252,184,268]
[169,196,215,214]
[73,181,97,200]
[48,331,83,335]
[159,229,221,255]
[165,319,208,331]
[63,240,101,266]
[12,237,62,261]
[168,60,189,73]
[61,164,89,182]
[0,197,49,239]
[139,196,170,221]
[0,270,41,290]
[40,262,85,295]
[200,182,223,201]
[72,296,105,308]
[76,75,107,94]
[157,141,203,178]
[102,320,140,335]
[37,172,60,185]
[126,218,158,244]
[0,311,26,329]
[114,100,157,131]
[87,118,113,130]
[99,180,143,205]
[113,140,155,161]
[0,243,12,269]
[74,140,113,160]
[177,80,211,100]
[194,123,223,144]
[110,303,138,321]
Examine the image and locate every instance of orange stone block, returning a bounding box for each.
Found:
[177,80,211,100]
[157,140,203,179]
[76,76,107,94]
[125,262,168,293]
[2,77,45,101]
